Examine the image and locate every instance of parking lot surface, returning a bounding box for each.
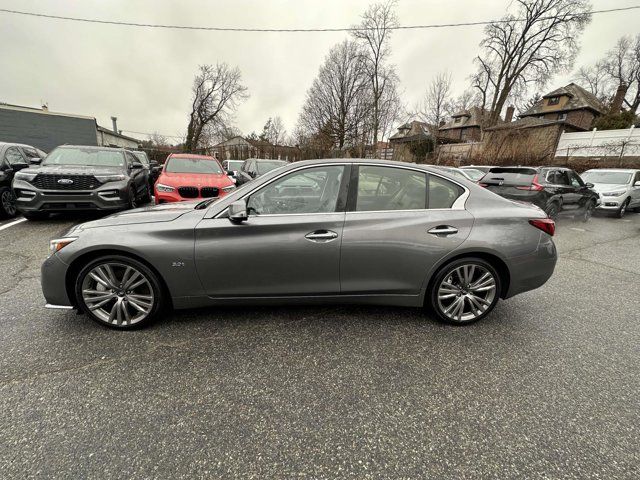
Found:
[1,212,639,478]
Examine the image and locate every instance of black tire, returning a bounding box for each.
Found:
[0,187,17,219]
[427,257,502,325]
[544,202,560,220]
[581,199,596,222]
[128,186,139,209]
[616,198,630,219]
[141,183,152,204]
[22,211,49,221]
[74,255,165,330]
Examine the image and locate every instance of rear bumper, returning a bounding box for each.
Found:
[504,235,557,299]
[41,253,73,307]
[14,179,129,212]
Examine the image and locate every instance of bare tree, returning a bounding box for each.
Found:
[473,0,592,125]
[147,132,170,147]
[575,61,613,102]
[261,116,287,145]
[420,72,453,128]
[298,40,370,149]
[603,35,640,113]
[185,64,248,152]
[352,0,399,149]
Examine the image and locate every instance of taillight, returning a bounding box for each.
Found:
[529,218,555,236]
[478,183,488,187]
[516,174,544,191]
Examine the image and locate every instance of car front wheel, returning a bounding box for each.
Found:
[75,255,164,329]
[616,198,630,218]
[582,199,596,222]
[428,258,501,325]
[0,187,17,218]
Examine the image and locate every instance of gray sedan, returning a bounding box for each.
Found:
[42,159,557,329]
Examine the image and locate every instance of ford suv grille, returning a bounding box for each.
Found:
[32,174,100,191]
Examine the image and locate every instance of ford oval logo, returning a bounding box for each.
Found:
[57,178,74,185]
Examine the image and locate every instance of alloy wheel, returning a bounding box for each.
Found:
[582,200,595,222]
[81,262,155,326]
[1,190,17,217]
[436,264,497,323]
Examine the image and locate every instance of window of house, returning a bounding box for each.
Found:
[547,96,560,106]
[557,113,567,120]
[247,165,344,215]
[454,117,461,123]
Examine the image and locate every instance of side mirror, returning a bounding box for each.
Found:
[634,181,640,187]
[228,200,248,223]
[131,161,144,170]
[585,182,594,188]
[29,157,42,165]
[12,162,29,172]
[226,170,235,177]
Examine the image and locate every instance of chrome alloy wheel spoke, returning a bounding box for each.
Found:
[437,264,497,322]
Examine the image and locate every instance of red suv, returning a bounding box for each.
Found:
[155,154,235,204]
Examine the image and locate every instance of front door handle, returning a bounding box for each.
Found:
[428,225,459,236]
[305,230,339,242]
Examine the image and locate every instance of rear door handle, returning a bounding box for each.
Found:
[428,225,459,236]
[305,230,339,242]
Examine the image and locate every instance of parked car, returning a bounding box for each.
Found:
[221,159,245,184]
[0,142,46,218]
[479,166,599,221]
[460,165,496,174]
[580,168,640,218]
[132,151,161,191]
[42,159,557,330]
[434,166,485,182]
[154,153,236,204]
[235,158,288,186]
[12,145,150,220]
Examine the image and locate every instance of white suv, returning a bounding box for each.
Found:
[580,169,640,218]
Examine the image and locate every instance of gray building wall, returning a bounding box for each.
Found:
[0,106,98,152]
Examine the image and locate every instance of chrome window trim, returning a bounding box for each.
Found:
[213,162,469,218]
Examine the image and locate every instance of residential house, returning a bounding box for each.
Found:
[438,107,488,143]
[389,120,434,162]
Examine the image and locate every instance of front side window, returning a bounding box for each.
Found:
[4,147,26,165]
[568,171,584,188]
[356,166,427,211]
[247,166,344,215]
[132,151,149,166]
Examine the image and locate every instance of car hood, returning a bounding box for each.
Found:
[69,201,200,232]
[29,164,124,176]
[588,182,627,193]
[158,171,233,187]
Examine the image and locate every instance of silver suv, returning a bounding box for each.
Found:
[580,169,640,218]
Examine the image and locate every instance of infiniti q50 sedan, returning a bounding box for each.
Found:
[42,159,557,329]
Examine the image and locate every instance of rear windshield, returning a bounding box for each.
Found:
[256,161,287,175]
[43,147,125,167]
[165,157,223,174]
[483,168,537,186]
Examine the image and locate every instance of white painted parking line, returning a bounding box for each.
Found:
[569,227,586,232]
[0,217,27,231]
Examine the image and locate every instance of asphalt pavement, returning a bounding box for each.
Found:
[0,211,639,479]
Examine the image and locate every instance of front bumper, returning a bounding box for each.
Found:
[595,194,626,210]
[155,188,230,204]
[13,179,130,212]
[41,253,73,308]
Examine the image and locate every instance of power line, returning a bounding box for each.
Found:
[0,5,638,33]
[123,130,183,140]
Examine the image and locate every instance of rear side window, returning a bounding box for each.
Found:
[356,166,427,211]
[483,168,537,187]
[429,175,463,209]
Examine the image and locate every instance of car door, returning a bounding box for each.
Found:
[630,171,640,207]
[4,146,29,173]
[194,164,349,296]
[339,165,474,295]
[125,151,146,195]
[566,169,591,210]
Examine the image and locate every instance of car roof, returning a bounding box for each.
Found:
[584,168,638,173]
[168,153,217,160]
[56,145,127,152]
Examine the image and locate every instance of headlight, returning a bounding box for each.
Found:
[95,174,127,183]
[156,183,175,193]
[49,237,78,255]
[15,170,38,182]
[602,190,626,197]
[222,185,236,193]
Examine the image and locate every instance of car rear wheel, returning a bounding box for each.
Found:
[428,258,501,325]
[582,199,596,222]
[0,187,17,218]
[128,186,138,209]
[141,183,152,204]
[616,198,630,218]
[75,255,164,329]
[544,202,560,220]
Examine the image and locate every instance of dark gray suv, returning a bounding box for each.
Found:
[13,145,150,220]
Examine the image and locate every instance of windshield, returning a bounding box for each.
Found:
[43,147,125,167]
[165,157,223,174]
[225,161,245,170]
[132,151,149,166]
[256,161,287,175]
[581,171,632,185]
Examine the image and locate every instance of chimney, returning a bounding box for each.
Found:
[505,105,515,123]
[610,84,628,113]
[111,116,118,134]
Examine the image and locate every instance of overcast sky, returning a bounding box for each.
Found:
[1,0,638,143]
